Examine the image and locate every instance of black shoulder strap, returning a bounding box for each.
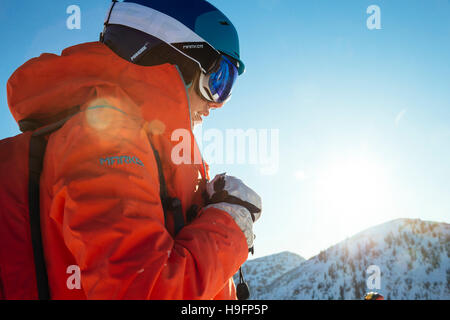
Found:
[28,117,76,300]
[149,142,185,236]
[19,106,80,133]
[28,134,50,300]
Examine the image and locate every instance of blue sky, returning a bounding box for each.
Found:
[1,0,449,259]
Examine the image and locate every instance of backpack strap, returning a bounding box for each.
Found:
[28,116,77,300]
[19,105,80,133]
[149,142,185,236]
[28,134,50,300]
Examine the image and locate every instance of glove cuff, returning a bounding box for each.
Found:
[204,203,254,249]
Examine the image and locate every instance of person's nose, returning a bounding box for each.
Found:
[208,101,225,109]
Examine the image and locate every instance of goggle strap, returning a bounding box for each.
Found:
[197,72,215,102]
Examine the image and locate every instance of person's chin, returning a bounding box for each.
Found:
[192,112,203,126]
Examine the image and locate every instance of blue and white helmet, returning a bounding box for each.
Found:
[101,0,245,103]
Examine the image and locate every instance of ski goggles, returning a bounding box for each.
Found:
[197,55,238,103]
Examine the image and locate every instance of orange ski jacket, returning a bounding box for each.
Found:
[0,42,248,300]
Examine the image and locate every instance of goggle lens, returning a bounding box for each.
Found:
[207,55,238,103]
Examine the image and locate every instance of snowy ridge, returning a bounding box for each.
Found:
[233,251,305,299]
[238,219,449,300]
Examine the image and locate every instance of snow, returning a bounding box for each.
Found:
[233,251,305,298]
[235,219,449,300]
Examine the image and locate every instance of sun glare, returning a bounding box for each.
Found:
[313,153,394,239]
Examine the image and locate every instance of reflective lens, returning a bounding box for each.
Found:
[205,55,238,103]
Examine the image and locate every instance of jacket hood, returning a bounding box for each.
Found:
[7,42,192,135]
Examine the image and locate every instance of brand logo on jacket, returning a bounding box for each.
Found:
[99,155,144,167]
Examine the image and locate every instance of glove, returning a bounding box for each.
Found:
[203,173,261,249]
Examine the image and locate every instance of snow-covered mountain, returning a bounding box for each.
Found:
[239,219,449,300]
[233,251,305,299]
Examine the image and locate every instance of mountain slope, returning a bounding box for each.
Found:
[233,251,305,299]
[251,219,449,300]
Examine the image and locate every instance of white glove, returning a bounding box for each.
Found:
[204,173,262,249]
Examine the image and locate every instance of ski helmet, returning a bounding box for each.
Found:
[100,0,244,103]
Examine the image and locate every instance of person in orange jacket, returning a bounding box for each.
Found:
[0,0,261,300]
[364,292,384,300]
